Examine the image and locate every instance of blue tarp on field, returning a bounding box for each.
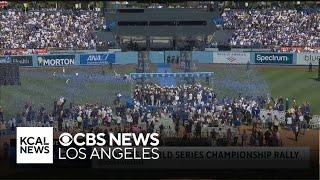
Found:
[156,63,176,87]
[130,72,214,79]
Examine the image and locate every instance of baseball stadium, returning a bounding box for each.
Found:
[0,1,319,179]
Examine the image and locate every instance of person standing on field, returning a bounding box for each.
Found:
[246,61,250,71]
[0,106,3,122]
[241,130,248,146]
[293,123,299,141]
[308,62,312,72]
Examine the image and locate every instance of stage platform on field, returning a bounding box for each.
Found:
[129,72,214,79]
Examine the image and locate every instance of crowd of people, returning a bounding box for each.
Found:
[132,83,312,144]
[222,8,320,50]
[0,9,105,50]
[0,81,313,146]
[0,6,319,53]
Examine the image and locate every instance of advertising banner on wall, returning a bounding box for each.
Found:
[297,53,320,65]
[0,56,10,63]
[10,56,33,66]
[213,52,250,64]
[32,48,48,55]
[0,1,8,8]
[254,53,294,64]
[79,53,115,65]
[280,46,320,52]
[37,55,75,67]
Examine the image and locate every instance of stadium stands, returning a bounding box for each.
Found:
[0,9,105,50]
[222,8,320,49]
[0,4,319,53]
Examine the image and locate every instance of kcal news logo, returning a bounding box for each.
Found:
[16,128,159,164]
[16,127,53,164]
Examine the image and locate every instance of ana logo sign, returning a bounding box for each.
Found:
[87,54,108,61]
[16,127,53,164]
[80,53,115,65]
[37,55,75,66]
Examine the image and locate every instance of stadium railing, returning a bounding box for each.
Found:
[0,50,319,66]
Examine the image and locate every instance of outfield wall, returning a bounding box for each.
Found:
[250,52,297,65]
[297,52,320,65]
[0,51,319,67]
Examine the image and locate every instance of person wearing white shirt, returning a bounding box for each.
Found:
[286,116,293,129]
[188,93,193,102]
[116,115,122,126]
[197,93,202,104]
[126,113,133,125]
[150,94,154,106]
[101,108,107,119]
[298,113,305,132]
[77,116,82,129]
[197,108,202,115]
[299,114,304,122]
[146,111,152,123]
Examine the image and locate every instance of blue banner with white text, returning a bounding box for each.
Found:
[80,53,115,65]
[254,53,294,64]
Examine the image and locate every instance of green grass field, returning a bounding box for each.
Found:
[196,64,320,114]
[260,67,319,114]
[0,64,319,119]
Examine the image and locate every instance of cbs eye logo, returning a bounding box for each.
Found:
[59,133,73,146]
